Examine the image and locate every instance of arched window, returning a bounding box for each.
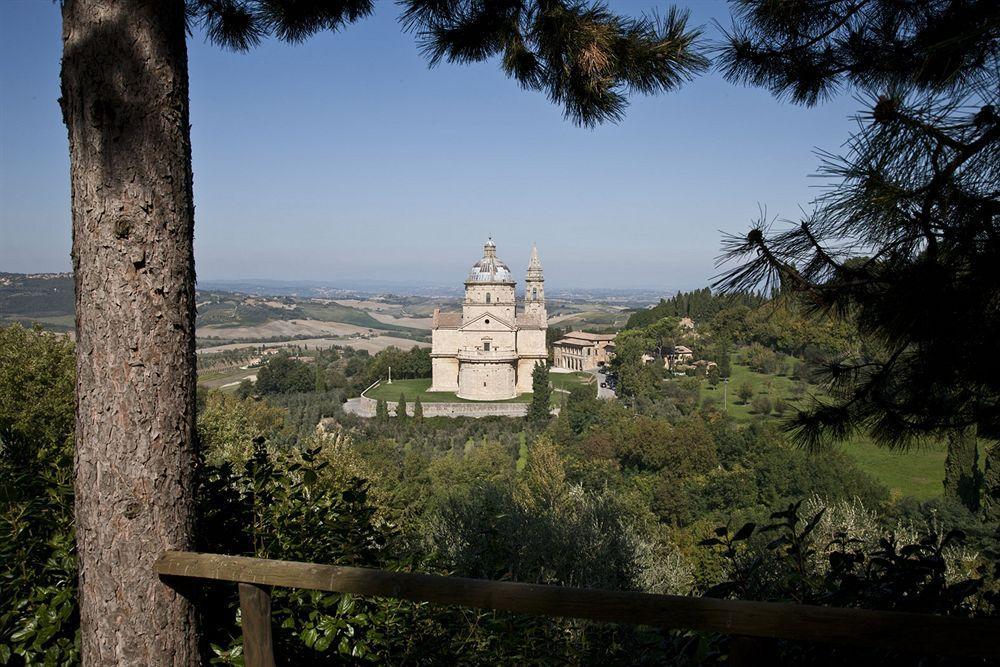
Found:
[485,292,491,303]
[532,287,538,300]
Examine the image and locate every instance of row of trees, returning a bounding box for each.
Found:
[626,287,766,329]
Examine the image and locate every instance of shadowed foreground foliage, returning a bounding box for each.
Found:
[715,0,1000,449]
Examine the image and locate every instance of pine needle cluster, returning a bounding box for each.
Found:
[401,1,708,126]
[714,0,1000,448]
[187,0,707,127]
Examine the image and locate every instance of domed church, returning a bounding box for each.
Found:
[429,239,548,400]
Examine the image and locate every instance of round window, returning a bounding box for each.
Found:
[485,319,490,324]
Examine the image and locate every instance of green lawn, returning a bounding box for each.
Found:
[694,362,946,500]
[837,437,946,500]
[366,378,530,404]
[550,371,594,393]
[697,362,802,419]
[365,373,592,406]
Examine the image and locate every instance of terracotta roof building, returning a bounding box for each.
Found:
[553,331,616,371]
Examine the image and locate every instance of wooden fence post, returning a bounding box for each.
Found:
[239,583,276,667]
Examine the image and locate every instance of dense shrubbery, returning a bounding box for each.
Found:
[700,499,998,664]
[0,325,78,665]
[2,324,997,664]
[255,355,316,394]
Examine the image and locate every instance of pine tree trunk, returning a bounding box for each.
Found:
[60,1,199,663]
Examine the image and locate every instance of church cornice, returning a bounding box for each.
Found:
[463,299,516,307]
[459,311,516,331]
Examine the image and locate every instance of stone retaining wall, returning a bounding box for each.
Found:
[343,395,535,418]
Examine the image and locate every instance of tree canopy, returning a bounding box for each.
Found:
[187,0,708,127]
[715,0,1000,447]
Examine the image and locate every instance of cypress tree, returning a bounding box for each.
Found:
[528,362,552,422]
[413,396,424,420]
[396,393,408,420]
[375,398,388,421]
[716,339,732,379]
[943,427,981,512]
[983,444,1000,523]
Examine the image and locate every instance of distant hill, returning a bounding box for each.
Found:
[194,290,415,332]
[0,272,76,332]
[2,271,665,341]
[0,273,428,341]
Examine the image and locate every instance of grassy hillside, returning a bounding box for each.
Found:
[195,292,424,335]
[695,362,946,499]
[0,273,75,332]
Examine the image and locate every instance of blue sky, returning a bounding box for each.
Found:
[0,1,860,291]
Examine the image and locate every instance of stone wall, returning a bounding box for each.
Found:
[463,283,516,322]
[457,361,516,400]
[343,395,536,418]
[429,356,460,392]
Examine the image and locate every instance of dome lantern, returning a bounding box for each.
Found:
[466,238,514,284]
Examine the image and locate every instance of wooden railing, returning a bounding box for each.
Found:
[155,551,1000,666]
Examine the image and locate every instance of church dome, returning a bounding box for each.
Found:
[467,238,515,284]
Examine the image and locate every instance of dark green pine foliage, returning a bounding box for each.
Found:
[375,398,389,422]
[528,362,552,422]
[412,396,423,420]
[396,393,408,420]
[715,0,1000,448]
[188,0,708,128]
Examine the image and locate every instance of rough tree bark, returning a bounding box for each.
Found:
[60,0,200,663]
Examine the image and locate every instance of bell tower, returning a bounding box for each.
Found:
[523,244,546,325]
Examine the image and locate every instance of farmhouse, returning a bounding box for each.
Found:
[553,331,616,371]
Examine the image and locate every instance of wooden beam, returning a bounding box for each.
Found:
[155,551,1000,658]
[238,583,275,667]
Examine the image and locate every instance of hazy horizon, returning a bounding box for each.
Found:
[1,1,860,289]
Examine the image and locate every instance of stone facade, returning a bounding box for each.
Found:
[553,331,617,371]
[430,240,547,400]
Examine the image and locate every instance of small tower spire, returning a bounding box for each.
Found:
[523,244,546,325]
[528,243,541,270]
[526,243,543,282]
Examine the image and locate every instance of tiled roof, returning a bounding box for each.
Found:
[563,330,616,342]
[434,311,462,328]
